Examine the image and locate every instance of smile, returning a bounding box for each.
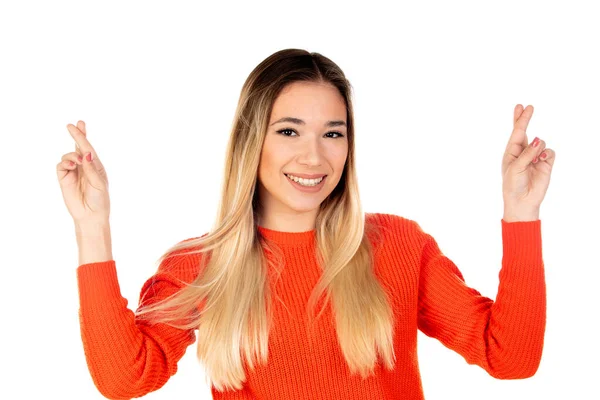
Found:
[284,173,325,186]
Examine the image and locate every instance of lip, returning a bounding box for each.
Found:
[283,172,328,179]
[285,174,327,193]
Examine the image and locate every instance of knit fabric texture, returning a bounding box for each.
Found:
[76,212,546,399]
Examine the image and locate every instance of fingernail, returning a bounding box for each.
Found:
[532,137,540,147]
[77,155,83,163]
[540,152,547,159]
[533,156,538,163]
[86,152,92,162]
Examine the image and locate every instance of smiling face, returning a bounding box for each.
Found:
[256,80,349,232]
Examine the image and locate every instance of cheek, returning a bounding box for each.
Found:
[258,146,285,185]
[326,145,348,169]
[261,143,291,170]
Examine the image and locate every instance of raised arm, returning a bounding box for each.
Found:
[57,120,202,398]
[416,219,546,379]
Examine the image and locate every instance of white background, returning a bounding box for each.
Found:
[1,0,598,399]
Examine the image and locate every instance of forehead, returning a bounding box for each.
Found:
[270,81,347,123]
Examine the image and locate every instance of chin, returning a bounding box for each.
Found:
[283,199,323,213]
[281,191,328,210]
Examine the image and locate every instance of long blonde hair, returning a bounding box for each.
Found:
[135,48,396,392]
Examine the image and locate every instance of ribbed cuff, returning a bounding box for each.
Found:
[500,219,542,264]
[76,260,123,307]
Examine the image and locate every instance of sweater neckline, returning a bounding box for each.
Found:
[257,225,316,246]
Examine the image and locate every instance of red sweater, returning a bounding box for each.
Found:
[76,213,546,399]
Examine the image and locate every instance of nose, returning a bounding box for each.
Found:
[297,136,323,167]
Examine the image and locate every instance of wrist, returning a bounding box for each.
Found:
[503,207,540,222]
[74,221,113,265]
[75,219,110,233]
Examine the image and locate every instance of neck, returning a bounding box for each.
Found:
[256,209,318,233]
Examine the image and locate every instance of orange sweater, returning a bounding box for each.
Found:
[76,213,546,399]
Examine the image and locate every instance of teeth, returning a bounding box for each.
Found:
[285,174,324,186]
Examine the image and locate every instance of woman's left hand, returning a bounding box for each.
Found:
[501,104,556,221]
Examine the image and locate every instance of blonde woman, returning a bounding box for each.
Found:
[57,48,555,400]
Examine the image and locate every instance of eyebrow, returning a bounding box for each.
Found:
[270,117,347,128]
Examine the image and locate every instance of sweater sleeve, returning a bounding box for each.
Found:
[77,247,202,399]
[415,219,546,379]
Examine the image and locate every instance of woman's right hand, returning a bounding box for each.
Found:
[57,120,111,224]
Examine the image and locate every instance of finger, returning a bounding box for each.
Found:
[516,137,545,170]
[506,105,533,148]
[57,158,78,171]
[66,123,96,157]
[537,148,555,167]
[61,152,84,165]
[504,104,533,161]
[80,151,106,190]
[77,120,86,136]
[56,158,78,181]
[513,104,524,126]
[67,122,108,176]
[532,139,547,163]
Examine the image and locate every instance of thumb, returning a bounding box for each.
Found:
[516,137,540,169]
[81,152,105,190]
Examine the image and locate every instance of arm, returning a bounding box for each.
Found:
[416,219,546,379]
[77,247,200,399]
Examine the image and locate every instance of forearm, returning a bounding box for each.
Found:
[75,221,113,265]
[489,219,545,377]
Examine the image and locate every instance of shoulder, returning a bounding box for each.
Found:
[154,233,210,285]
[366,212,424,235]
[365,212,431,249]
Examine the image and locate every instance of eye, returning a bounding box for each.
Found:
[276,128,345,138]
[277,128,298,137]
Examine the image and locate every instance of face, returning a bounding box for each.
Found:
[256,81,349,230]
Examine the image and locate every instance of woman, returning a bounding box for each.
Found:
[57,48,555,400]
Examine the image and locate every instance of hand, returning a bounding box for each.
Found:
[56,120,111,224]
[501,105,556,220]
